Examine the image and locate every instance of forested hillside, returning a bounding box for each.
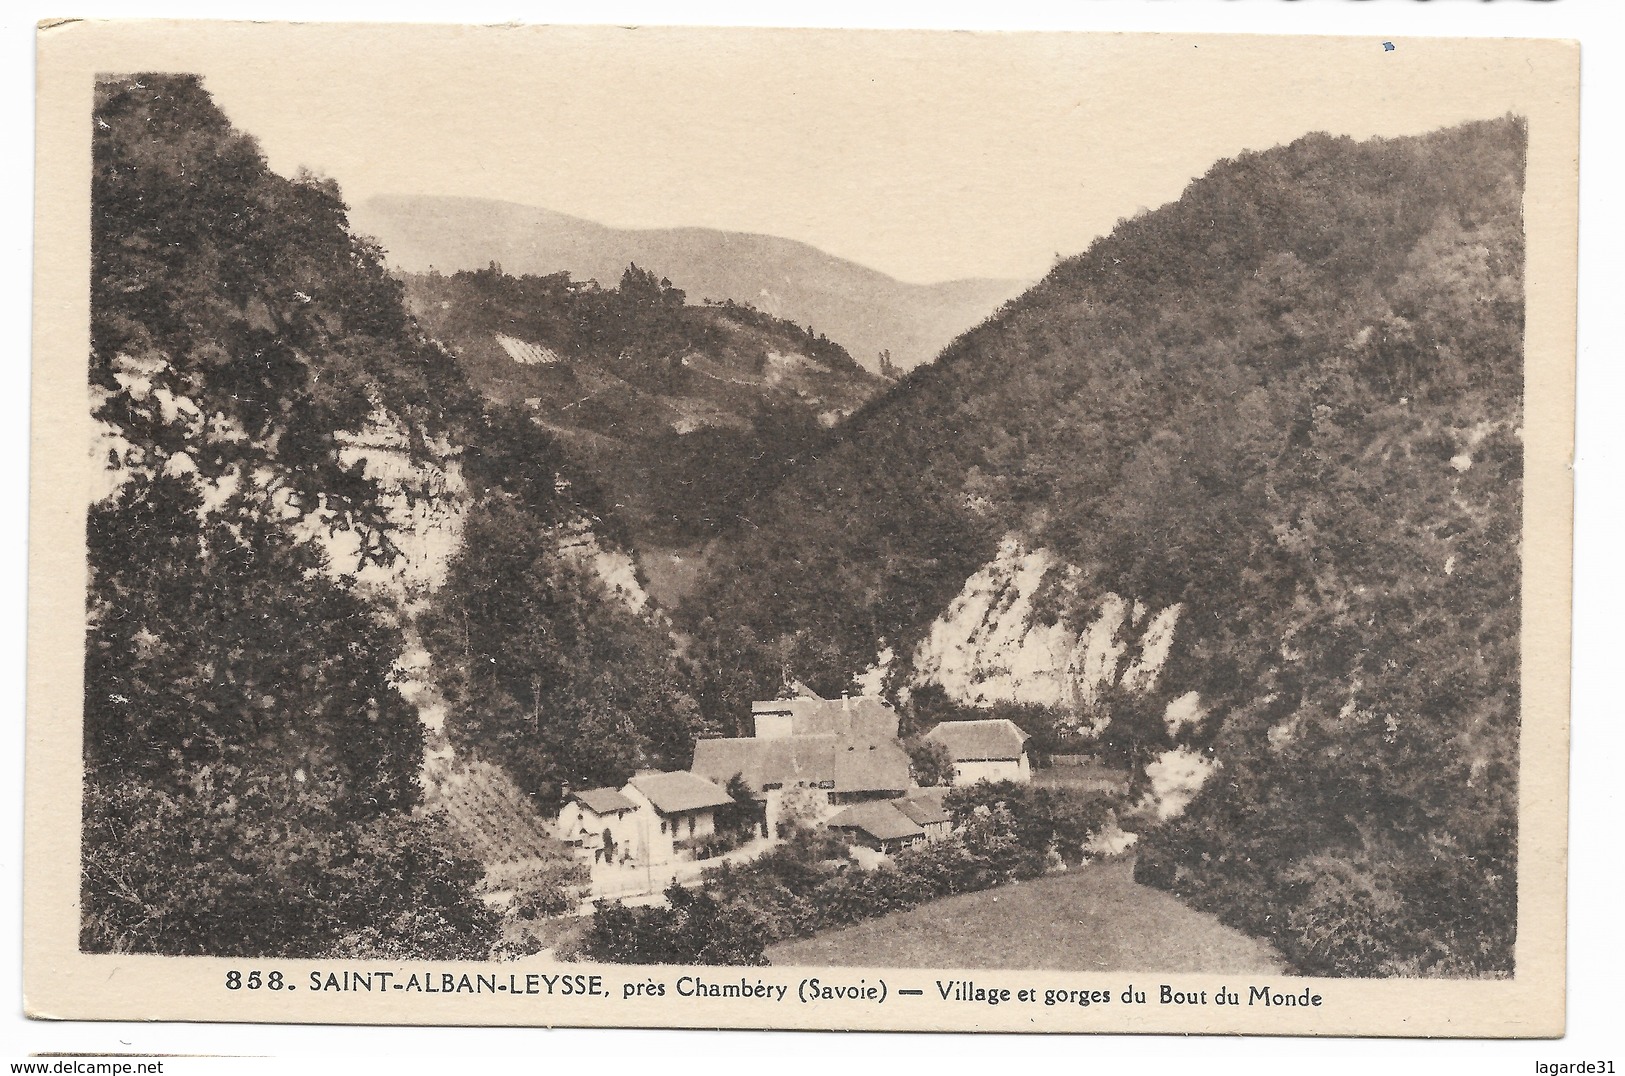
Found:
[82,75,705,956]
[405,266,883,559]
[683,117,1527,976]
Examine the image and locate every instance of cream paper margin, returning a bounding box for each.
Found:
[24,21,1578,1036]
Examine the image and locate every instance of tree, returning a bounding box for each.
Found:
[714,773,762,840]
[906,738,956,787]
[81,74,498,959]
[583,886,769,965]
[1094,684,1175,792]
[422,481,704,804]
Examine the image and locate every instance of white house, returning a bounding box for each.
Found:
[557,787,642,866]
[922,719,1032,785]
[618,770,735,867]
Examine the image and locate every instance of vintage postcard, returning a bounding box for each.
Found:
[25,21,1576,1035]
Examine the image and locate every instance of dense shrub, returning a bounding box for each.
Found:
[688,829,752,860]
[508,861,591,920]
[82,777,499,959]
[945,781,1119,875]
[583,885,771,965]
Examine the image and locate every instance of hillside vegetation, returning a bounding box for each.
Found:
[405,265,883,552]
[81,72,1528,975]
[85,73,502,957]
[683,118,1527,977]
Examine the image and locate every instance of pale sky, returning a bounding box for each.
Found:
[100,25,1564,283]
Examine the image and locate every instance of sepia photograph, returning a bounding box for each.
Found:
[24,19,1577,1037]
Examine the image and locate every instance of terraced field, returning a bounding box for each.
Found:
[424,755,577,885]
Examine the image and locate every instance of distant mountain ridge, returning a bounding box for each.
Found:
[351,194,1028,374]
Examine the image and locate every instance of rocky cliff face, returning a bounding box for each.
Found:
[908,532,1210,814]
[327,421,652,615]
[912,534,1183,718]
[323,418,467,600]
[95,364,641,615]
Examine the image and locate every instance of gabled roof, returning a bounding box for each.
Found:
[831,740,911,795]
[626,771,733,815]
[751,695,900,743]
[572,787,637,815]
[894,795,951,827]
[691,735,838,797]
[827,801,925,843]
[922,719,1031,762]
[692,735,911,796]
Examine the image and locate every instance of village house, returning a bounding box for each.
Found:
[689,688,990,863]
[923,718,1033,785]
[750,690,901,742]
[619,769,735,866]
[826,801,925,856]
[894,790,953,841]
[691,732,912,833]
[557,770,734,869]
[558,786,641,865]
[826,791,953,856]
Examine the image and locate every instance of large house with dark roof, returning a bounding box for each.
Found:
[922,718,1033,785]
[691,734,912,803]
[692,691,914,835]
[691,733,912,833]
